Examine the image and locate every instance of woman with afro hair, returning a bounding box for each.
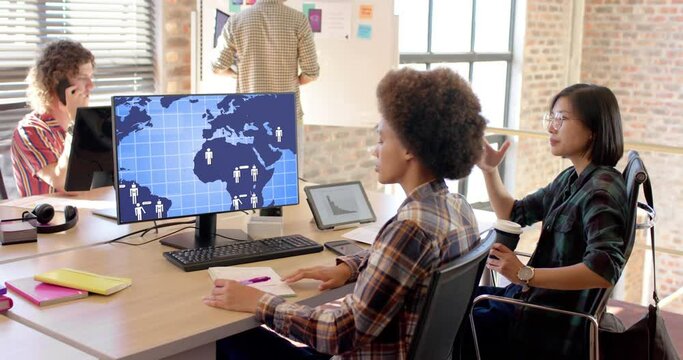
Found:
[204,67,487,359]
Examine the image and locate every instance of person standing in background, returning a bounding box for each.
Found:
[212,0,320,172]
[11,39,94,197]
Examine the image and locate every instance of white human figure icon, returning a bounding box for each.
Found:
[130,183,139,204]
[251,165,258,182]
[134,203,146,221]
[233,167,241,183]
[250,193,258,208]
[205,148,213,165]
[155,199,164,218]
[275,126,283,142]
[232,195,243,210]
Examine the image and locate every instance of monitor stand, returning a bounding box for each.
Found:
[160,214,251,249]
[91,171,114,189]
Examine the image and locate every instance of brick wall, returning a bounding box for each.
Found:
[162,0,194,94]
[303,126,380,192]
[513,0,574,198]
[581,0,683,310]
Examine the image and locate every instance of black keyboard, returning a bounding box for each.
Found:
[163,234,324,271]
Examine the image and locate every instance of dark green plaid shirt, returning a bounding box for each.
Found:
[509,163,627,359]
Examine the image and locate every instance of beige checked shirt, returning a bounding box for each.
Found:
[212,0,320,123]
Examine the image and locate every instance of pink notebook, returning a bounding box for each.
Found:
[5,277,88,306]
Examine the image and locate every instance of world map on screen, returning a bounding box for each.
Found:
[113,93,298,223]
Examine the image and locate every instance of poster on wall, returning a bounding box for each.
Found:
[303,1,351,39]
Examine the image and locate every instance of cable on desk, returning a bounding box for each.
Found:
[106,220,195,244]
[139,220,160,237]
[114,225,198,246]
[110,223,251,246]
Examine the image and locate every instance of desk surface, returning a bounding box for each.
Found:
[0,315,96,359]
[0,187,405,359]
[0,188,135,264]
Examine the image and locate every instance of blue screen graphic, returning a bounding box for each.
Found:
[112,93,298,224]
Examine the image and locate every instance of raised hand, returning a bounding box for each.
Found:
[477,139,511,174]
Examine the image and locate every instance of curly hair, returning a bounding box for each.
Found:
[26,39,95,113]
[376,68,486,180]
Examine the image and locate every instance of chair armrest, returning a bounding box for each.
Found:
[471,294,598,325]
[468,294,600,360]
[636,201,656,229]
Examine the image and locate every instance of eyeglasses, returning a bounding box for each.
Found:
[542,112,572,130]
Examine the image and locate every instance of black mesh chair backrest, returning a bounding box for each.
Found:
[408,230,495,360]
[588,150,649,316]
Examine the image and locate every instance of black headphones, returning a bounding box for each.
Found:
[1,204,79,234]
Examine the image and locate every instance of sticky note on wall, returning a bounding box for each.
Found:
[359,4,373,20]
[357,24,372,40]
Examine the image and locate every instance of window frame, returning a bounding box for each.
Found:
[398,0,516,196]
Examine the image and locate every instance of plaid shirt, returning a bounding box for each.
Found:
[256,179,480,359]
[508,163,627,358]
[11,112,66,197]
[212,0,319,123]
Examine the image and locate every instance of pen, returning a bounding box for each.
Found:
[239,276,271,285]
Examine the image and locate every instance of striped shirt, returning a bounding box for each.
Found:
[212,0,320,123]
[11,112,66,197]
[256,179,480,359]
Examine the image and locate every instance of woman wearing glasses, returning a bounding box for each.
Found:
[470,84,627,359]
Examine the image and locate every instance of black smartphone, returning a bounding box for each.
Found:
[324,240,364,256]
[56,78,72,105]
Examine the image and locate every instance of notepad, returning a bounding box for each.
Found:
[5,277,87,306]
[35,268,132,296]
[208,266,295,297]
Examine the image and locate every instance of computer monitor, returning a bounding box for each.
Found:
[65,106,114,191]
[112,93,299,249]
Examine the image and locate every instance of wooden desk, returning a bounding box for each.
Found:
[0,189,404,359]
[0,205,135,265]
[0,315,96,359]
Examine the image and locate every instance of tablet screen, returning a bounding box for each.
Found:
[305,182,376,229]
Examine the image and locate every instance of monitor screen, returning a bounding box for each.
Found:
[112,93,299,246]
[65,106,114,191]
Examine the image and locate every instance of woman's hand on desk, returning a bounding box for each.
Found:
[282,263,352,291]
[203,279,265,313]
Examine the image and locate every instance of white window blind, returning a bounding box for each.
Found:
[0,0,156,197]
[0,0,157,141]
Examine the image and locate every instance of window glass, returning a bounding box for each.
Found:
[472,61,507,128]
[395,0,429,53]
[431,0,472,53]
[474,0,512,52]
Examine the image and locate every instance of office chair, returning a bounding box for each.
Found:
[408,229,495,360]
[469,150,654,360]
